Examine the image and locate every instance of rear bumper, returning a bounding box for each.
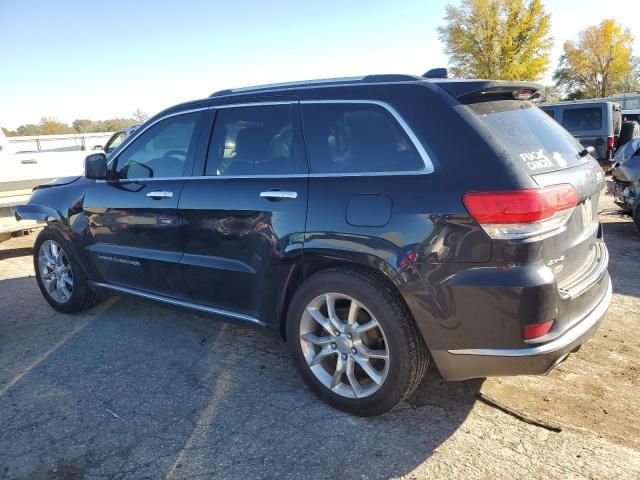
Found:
[431,275,612,380]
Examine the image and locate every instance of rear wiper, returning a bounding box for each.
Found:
[578,146,596,158]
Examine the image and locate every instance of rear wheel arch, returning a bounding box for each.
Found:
[278,253,416,340]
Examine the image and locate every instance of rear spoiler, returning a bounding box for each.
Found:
[432,80,544,104]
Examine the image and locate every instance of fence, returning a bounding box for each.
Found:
[7,132,115,154]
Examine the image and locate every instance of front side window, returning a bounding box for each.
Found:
[301,103,423,174]
[562,107,602,132]
[115,112,200,179]
[205,104,295,176]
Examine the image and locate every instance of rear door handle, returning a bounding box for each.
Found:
[146,190,173,199]
[259,191,298,200]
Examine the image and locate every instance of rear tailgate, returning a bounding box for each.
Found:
[466,97,608,334]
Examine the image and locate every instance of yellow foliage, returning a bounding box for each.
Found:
[557,19,634,98]
[438,0,553,81]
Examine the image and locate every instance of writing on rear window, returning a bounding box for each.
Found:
[519,149,554,170]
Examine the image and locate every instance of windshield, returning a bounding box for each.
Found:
[470,101,588,174]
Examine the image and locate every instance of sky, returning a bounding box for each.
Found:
[1,0,639,130]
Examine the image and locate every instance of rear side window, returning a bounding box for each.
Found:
[471,101,587,173]
[562,107,602,132]
[301,103,424,174]
[205,104,296,176]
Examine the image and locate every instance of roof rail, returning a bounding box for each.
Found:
[209,74,423,97]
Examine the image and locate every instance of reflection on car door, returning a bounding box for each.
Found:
[178,101,308,322]
[83,110,205,298]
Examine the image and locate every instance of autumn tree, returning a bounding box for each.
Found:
[16,123,43,136]
[39,117,74,135]
[438,0,552,80]
[553,19,634,98]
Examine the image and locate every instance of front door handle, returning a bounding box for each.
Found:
[146,190,173,199]
[259,191,298,200]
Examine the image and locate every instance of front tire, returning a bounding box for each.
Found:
[286,268,428,416]
[34,228,98,314]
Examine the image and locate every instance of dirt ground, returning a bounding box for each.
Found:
[0,191,638,479]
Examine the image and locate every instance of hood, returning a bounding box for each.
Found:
[33,176,82,190]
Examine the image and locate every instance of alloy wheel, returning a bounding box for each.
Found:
[38,240,74,304]
[299,293,390,399]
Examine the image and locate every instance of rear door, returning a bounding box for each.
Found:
[83,109,205,298]
[178,100,308,321]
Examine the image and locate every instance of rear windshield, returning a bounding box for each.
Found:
[562,107,602,132]
[470,101,588,173]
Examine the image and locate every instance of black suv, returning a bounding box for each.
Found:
[15,74,611,416]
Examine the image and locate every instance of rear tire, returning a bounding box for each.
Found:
[34,228,98,314]
[286,267,428,416]
[633,204,640,236]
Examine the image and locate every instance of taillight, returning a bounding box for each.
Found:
[463,184,579,239]
[607,136,615,150]
[524,319,554,340]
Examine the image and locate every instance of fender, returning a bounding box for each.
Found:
[13,203,63,224]
[13,177,99,281]
[273,232,425,337]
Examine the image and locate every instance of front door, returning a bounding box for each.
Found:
[178,101,308,322]
[83,110,205,298]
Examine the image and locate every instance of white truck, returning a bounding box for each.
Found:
[0,127,137,242]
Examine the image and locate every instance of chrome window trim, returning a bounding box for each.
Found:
[212,101,296,109]
[97,98,434,183]
[300,99,434,175]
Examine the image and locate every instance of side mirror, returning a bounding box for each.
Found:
[84,153,109,180]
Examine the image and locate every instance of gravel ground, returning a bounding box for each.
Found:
[0,191,638,480]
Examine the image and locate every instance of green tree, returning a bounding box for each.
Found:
[553,19,634,98]
[1,127,17,137]
[438,0,553,80]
